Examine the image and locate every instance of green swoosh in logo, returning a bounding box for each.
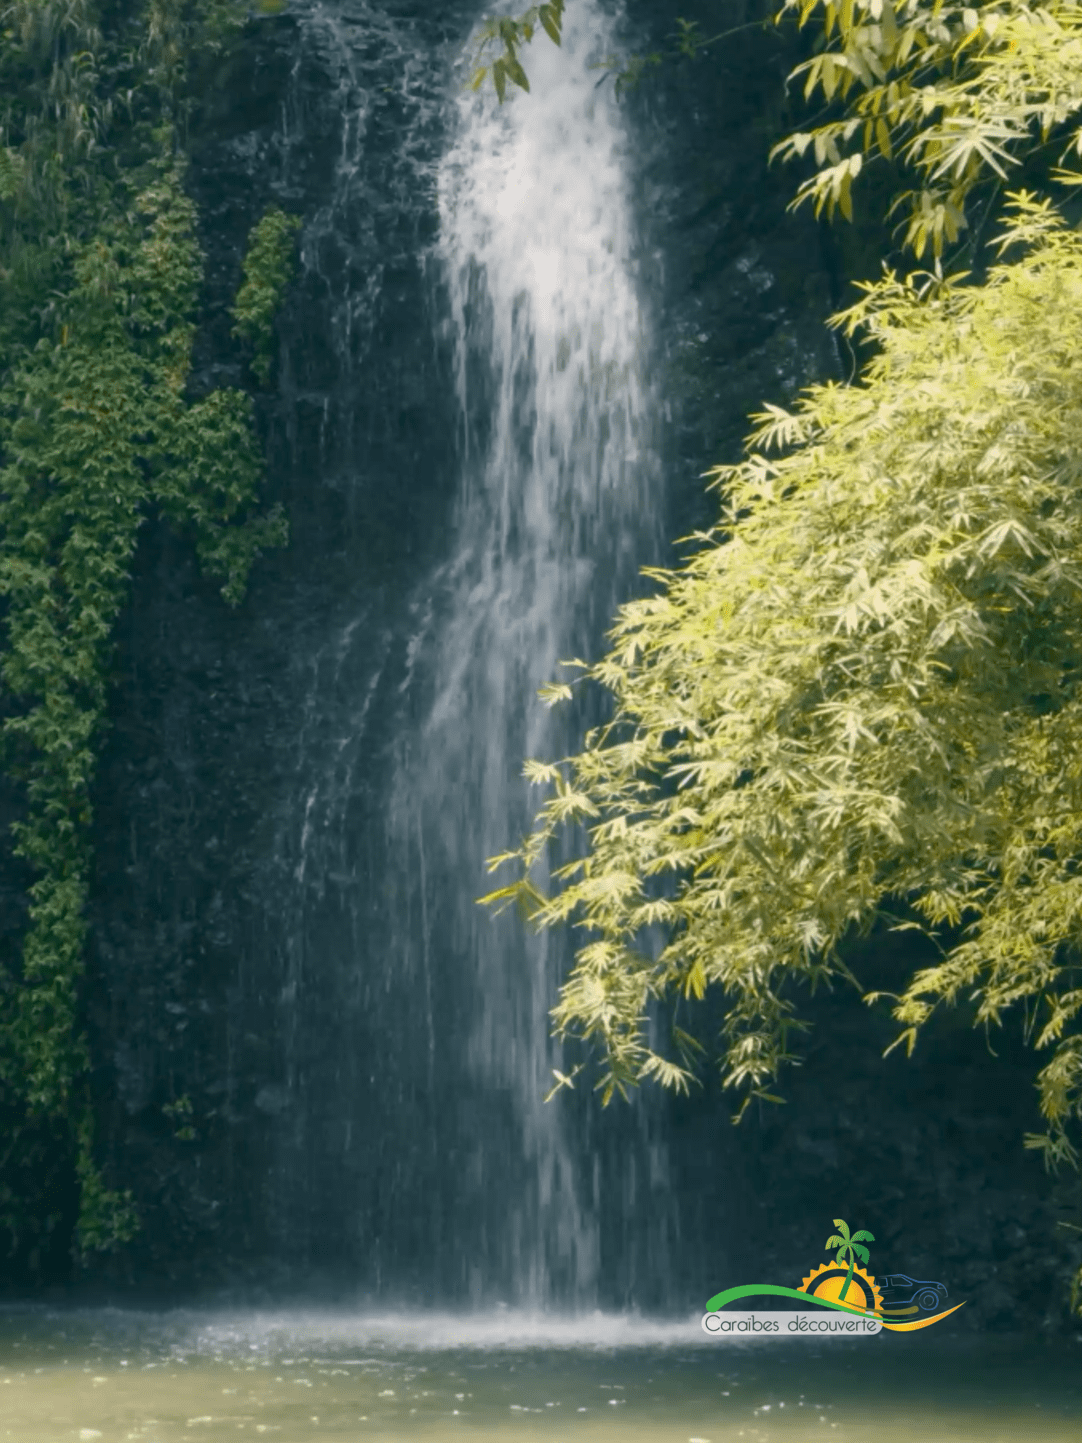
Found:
[704,1284,877,1316]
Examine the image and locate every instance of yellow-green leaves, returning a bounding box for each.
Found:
[539,2,563,44]
[537,680,574,706]
[494,54,530,102]
[772,0,1082,256]
[813,150,864,220]
[480,193,1082,1175]
[889,184,970,258]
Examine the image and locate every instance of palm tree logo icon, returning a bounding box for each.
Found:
[704,1214,964,1330]
[826,1219,875,1302]
[798,1217,883,1313]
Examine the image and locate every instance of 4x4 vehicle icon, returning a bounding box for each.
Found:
[878,1273,948,1312]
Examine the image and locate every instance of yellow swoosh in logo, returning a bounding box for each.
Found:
[878,1302,966,1331]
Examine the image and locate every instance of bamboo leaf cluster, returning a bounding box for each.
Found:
[466,5,774,106]
[482,190,1082,1167]
[465,0,565,103]
[771,0,1082,254]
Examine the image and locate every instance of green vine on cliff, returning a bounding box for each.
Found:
[0,0,294,1271]
[233,208,304,385]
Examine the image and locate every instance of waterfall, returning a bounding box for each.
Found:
[386,0,672,1307]
[258,0,678,1307]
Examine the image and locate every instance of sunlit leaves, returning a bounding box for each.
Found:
[913,112,1022,183]
[537,680,574,706]
[810,150,864,220]
[480,194,1082,1195]
[771,0,1082,257]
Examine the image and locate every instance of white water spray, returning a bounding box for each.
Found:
[396,0,668,1306]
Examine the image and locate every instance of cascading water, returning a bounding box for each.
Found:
[265,0,675,1307]
[393,0,672,1307]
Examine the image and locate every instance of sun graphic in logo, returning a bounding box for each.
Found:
[799,1261,884,1314]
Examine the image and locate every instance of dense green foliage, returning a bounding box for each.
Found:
[480,0,1082,1248]
[0,0,294,1272]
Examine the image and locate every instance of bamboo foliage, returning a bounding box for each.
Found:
[466,0,1082,1314]
[466,1,565,101]
[771,0,1082,254]
[481,191,1082,1167]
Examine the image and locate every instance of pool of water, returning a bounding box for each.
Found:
[0,1308,1078,1442]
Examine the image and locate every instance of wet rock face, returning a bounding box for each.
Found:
[89,0,480,1295]
[59,0,1082,1330]
[620,0,844,540]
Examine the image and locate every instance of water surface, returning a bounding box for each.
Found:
[0,1308,1078,1442]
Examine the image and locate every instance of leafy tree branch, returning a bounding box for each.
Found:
[465,1,565,103]
[482,190,1082,1183]
[770,0,1082,256]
